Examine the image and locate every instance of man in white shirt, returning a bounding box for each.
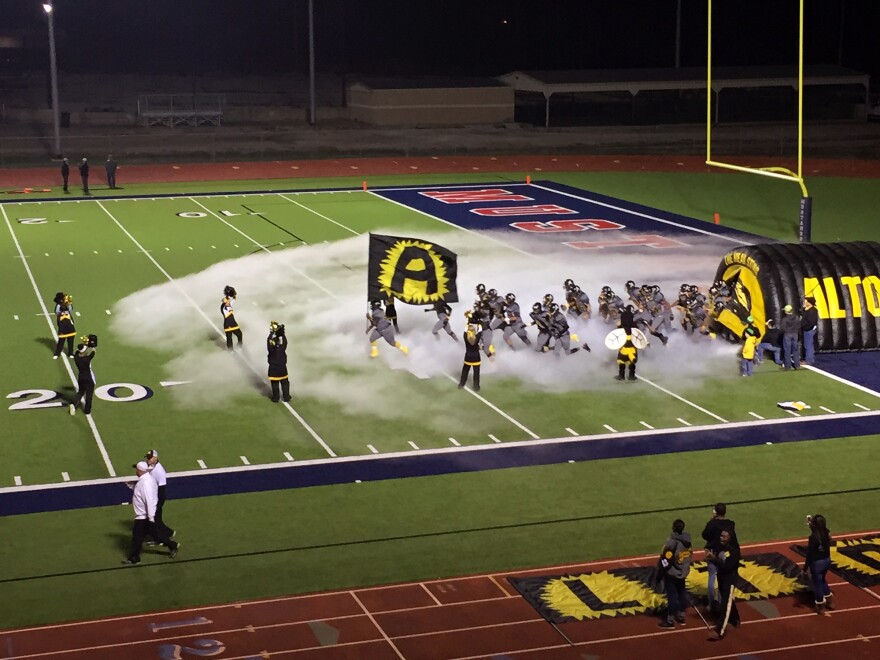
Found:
[144,449,175,541]
[123,461,178,565]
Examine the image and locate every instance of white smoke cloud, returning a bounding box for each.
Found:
[109,229,742,423]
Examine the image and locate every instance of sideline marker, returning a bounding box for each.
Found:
[526,175,531,184]
[714,212,720,225]
[362,180,368,191]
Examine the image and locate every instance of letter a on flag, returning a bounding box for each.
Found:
[368,234,458,304]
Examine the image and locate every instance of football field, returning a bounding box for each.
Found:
[3,178,879,489]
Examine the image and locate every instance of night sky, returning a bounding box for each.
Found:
[1,0,878,77]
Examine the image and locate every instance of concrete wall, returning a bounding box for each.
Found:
[348,86,514,126]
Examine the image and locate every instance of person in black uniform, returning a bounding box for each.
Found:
[60,158,70,193]
[267,321,291,403]
[54,303,76,359]
[619,304,636,334]
[707,529,741,638]
[385,295,400,332]
[70,334,98,416]
[78,158,90,194]
[221,285,243,350]
[458,323,483,392]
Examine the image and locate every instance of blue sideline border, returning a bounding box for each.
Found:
[2,411,878,517]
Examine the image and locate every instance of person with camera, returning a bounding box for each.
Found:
[803,514,834,615]
[267,321,291,403]
[70,334,98,416]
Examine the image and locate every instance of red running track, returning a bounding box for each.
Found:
[2,535,879,660]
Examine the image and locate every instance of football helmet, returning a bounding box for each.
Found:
[563,278,575,291]
[531,302,543,313]
[543,293,554,305]
[487,288,497,299]
[548,302,559,314]
[475,283,486,296]
[505,293,516,304]
[601,285,612,295]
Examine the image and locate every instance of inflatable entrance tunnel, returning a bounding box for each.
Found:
[712,242,880,352]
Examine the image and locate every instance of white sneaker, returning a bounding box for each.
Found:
[53,355,59,360]
[69,404,75,416]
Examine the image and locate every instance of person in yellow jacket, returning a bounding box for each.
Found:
[741,326,759,377]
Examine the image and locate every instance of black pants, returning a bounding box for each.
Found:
[62,174,69,192]
[55,336,74,356]
[716,573,740,629]
[128,518,176,562]
[81,176,89,193]
[459,364,480,391]
[148,486,175,540]
[618,363,636,379]
[226,328,243,350]
[73,380,95,414]
[270,378,291,402]
[107,172,116,189]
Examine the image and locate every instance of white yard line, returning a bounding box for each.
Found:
[677,418,692,426]
[802,364,880,398]
[408,441,420,450]
[565,427,579,436]
[749,411,765,420]
[186,197,336,298]
[854,402,871,411]
[2,206,117,477]
[277,193,361,235]
[636,375,728,423]
[603,424,618,433]
[283,452,294,461]
[443,375,539,439]
[94,200,336,458]
[639,421,654,430]
[819,405,836,414]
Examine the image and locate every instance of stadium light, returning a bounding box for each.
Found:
[43,2,62,159]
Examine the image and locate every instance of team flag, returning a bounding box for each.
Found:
[367,234,458,304]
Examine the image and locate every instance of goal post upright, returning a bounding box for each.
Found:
[705,0,812,242]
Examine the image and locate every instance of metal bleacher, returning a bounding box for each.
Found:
[137,94,225,127]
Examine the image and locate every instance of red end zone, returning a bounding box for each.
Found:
[3,533,879,660]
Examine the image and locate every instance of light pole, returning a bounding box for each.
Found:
[43,2,62,158]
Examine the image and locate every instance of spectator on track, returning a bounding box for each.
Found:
[803,514,834,615]
[60,157,70,193]
[78,157,90,194]
[701,503,739,616]
[105,154,118,189]
[706,529,741,638]
[780,304,801,370]
[657,519,693,629]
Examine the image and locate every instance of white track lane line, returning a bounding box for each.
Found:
[94,201,336,458]
[2,206,116,477]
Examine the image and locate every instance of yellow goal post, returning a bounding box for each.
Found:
[706,0,812,242]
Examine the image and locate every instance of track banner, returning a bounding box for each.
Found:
[367,234,458,304]
[792,535,880,588]
[508,553,807,623]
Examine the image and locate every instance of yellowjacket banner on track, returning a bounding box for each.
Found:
[508,553,808,623]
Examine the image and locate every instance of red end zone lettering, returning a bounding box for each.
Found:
[565,235,689,249]
[472,205,577,217]
[420,189,533,204]
[511,219,625,232]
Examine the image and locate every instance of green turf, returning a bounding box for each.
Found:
[2,168,880,629]
[1,434,877,628]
